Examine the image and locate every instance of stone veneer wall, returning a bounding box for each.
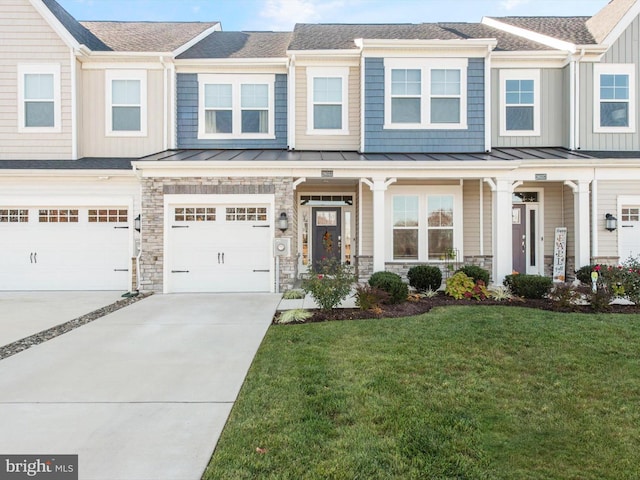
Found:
[355,255,373,282]
[139,176,295,293]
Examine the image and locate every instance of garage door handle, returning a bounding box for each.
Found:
[171,270,190,273]
[253,269,269,273]
[253,225,269,228]
[172,225,189,229]
[114,226,129,229]
[622,225,634,228]
[30,252,33,264]
[218,252,220,264]
[222,252,225,264]
[33,252,37,264]
[113,269,128,272]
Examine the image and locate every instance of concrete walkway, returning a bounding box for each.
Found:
[0,291,125,346]
[0,293,280,480]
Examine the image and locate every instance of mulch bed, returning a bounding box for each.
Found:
[296,293,640,324]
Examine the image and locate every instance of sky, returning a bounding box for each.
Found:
[56,0,608,31]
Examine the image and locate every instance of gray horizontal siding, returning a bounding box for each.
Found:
[364,57,485,153]
[177,73,288,149]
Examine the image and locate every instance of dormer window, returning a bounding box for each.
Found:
[384,58,467,130]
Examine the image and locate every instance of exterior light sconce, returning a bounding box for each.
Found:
[278,212,289,232]
[134,214,141,232]
[605,213,617,232]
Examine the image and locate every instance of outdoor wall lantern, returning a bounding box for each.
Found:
[605,213,617,232]
[278,212,289,232]
[134,214,141,232]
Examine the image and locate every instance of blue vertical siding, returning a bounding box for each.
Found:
[177,73,288,149]
[364,58,485,153]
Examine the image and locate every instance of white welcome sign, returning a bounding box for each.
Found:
[553,227,568,282]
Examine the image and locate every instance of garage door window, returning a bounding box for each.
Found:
[39,209,78,223]
[174,207,216,222]
[622,207,640,221]
[226,207,267,222]
[89,209,128,223]
[0,209,29,223]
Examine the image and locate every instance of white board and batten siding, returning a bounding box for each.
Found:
[0,0,73,160]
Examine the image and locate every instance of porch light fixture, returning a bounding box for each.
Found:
[134,214,141,232]
[605,213,617,232]
[278,212,289,232]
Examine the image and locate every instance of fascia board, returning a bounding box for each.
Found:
[286,49,361,57]
[172,23,222,57]
[601,2,640,47]
[0,169,135,178]
[482,16,577,53]
[358,38,498,49]
[29,0,81,50]
[174,58,289,67]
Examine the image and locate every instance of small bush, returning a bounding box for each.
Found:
[504,274,553,299]
[587,285,613,312]
[302,259,355,311]
[368,271,409,304]
[488,285,514,301]
[456,265,490,285]
[445,272,475,300]
[549,283,582,309]
[354,284,390,310]
[282,289,305,300]
[276,309,312,324]
[407,265,442,292]
[575,265,597,285]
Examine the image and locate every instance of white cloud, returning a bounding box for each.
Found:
[258,0,346,30]
[500,0,531,11]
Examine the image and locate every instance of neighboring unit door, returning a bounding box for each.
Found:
[312,207,341,269]
[512,204,526,275]
[167,204,271,293]
[620,206,640,262]
[0,206,131,291]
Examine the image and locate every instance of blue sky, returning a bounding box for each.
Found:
[57,0,607,31]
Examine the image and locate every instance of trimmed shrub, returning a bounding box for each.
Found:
[456,265,490,285]
[354,284,390,310]
[575,265,597,285]
[368,271,409,304]
[504,274,553,299]
[302,258,355,311]
[407,265,442,292]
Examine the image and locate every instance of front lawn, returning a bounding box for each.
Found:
[203,306,640,479]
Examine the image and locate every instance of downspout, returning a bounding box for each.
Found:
[569,55,576,150]
[484,45,492,152]
[479,179,484,256]
[574,49,585,150]
[70,48,78,159]
[288,55,296,150]
[160,56,168,151]
[169,61,176,149]
[591,173,598,262]
[360,49,366,153]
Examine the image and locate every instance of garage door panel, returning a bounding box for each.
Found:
[168,203,272,293]
[0,206,131,291]
[620,206,640,262]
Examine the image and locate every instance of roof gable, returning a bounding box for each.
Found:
[37,0,109,50]
[587,0,640,45]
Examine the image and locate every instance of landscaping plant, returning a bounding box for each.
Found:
[407,265,442,292]
[354,284,390,310]
[445,272,488,300]
[504,274,553,299]
[301,259,355,311]
[456,265,490,285]
[276,309,313,324]
[368,271,409,304]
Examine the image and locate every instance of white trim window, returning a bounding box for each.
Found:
[500,69,540,136]
[106,70,147,137]
[198,74,275,139]
[594,64,636,133]
[17,64,61,133]
[384,58,468,130]
[387,186,462,262]
[306,67,349,135]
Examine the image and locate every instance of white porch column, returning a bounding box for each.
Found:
[490,179,514,285]
[362,177,396,273]
[565,180,591,269]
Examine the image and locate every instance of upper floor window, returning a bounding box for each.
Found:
[500,69,540,136]
[198,74,275,139]
[106,70,147,137]
[18,64,61,133]
[594,64,635,133]
[384,58,467,130]
[307,67,349,135]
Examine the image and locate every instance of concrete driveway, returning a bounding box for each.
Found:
[0,291,125,346]
[0,293,280,480]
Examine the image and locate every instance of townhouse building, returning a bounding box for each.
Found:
[1,0,640,294]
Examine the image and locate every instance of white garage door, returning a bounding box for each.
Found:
[167,204,271,293]
[620,206,640,262]
[0,207,131,291]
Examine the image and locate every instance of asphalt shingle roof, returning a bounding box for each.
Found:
[42,0,111,50]
[79,21,219,52]
[587,0,636,43]
[178,31,292,59]
[289,22,552,51]
[487,16,597,45]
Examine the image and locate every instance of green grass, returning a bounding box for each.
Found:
[203,306,640,480]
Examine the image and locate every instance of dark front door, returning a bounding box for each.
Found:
[512,204,526,274]
[312,207,341,269]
